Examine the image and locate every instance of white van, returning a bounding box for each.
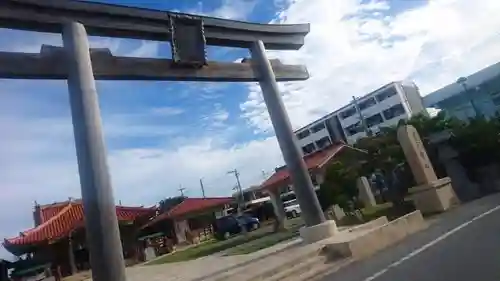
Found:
[283,199,301,218]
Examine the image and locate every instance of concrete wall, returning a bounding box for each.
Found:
[349,210,427,259]
[348,216,388,233]
[325,211,427,260]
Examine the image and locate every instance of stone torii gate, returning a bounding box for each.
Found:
[0,1,325,281]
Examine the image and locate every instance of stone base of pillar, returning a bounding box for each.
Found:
[409,177,460,215]
[299,220,338,244]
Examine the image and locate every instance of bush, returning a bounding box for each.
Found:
[318,161,360,211]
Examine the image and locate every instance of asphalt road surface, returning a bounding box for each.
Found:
[320,193,500,281]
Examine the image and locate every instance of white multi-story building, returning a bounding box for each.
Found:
[294,81,426,151]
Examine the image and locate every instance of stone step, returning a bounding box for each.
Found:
[208,244,321,281]
[265,255,328,281]
[264,245,355,281]
[284,257,353,281]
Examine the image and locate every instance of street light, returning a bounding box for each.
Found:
[457,77,481,117]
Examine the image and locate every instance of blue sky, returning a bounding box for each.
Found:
[2,0,500,258]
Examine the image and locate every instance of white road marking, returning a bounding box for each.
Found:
[363,204,500,281]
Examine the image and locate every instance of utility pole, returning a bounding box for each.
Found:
[352,95,372,137]
[228,169,247,233]
[178,185,186,197]
[228,169,244,211]
[228,170,245,211]
[199,178,206,198]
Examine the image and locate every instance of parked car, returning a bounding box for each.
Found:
[214,214,260,240]
[284,199,301,218]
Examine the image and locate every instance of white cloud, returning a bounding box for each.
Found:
[241,0,500,132]
[150,106,185,116]
[212,103,230,122]
[208,0,258,20]
[183,0,258,20]
[125,41,163,58]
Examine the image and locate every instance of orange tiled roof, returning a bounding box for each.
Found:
[142,197,233,228]
[260,144,346,191]
[4,201,154,247]
[38,199,83,223]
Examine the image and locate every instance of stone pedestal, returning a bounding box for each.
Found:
[409,177,459,214]
[299,220,338,243]
[397,125,459,215]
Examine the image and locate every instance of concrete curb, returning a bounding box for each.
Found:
[348,216,389,233]
[210,246,321,281]
[324,210,428,260]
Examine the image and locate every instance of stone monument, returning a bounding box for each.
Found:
[357,176,377,207]
[397,125,459,214]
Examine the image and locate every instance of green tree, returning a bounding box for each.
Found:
[318,161,360,211]
[451,116,500,168]
[406,112,460,136]
[159,196,185,214]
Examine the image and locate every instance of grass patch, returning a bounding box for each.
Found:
[335,202,415,226]
[362,201,416,221]
[224,218,304,256]
[147,227,276,265]
[224,229,300,255]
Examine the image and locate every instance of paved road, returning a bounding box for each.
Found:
[321,193,500,281]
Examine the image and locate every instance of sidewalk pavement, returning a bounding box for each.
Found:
[112,226,360,281]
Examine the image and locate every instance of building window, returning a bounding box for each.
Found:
[315,136,331,149]
[358,97,377,111]
[340,107,356,119]
[310,122,326,133]
[383,104,406,120]
[345,122,363,136]
[302,143,316,154]
[366,113,384,128]
[376,87,398,102]
[296,129,310,140]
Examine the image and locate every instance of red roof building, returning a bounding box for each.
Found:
[260,144,346,192]
[3,200,155,252]
[142,197,233,229]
